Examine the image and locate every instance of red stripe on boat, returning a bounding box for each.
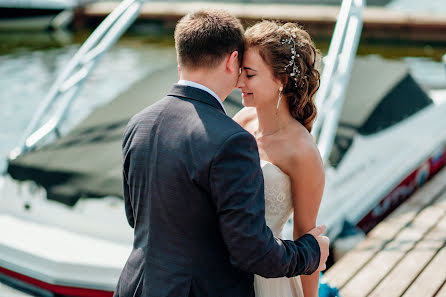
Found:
[357,144,446,232]
[0,266,114,297]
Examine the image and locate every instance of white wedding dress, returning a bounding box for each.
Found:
[254,160,305,297]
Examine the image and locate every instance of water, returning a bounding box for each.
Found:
[0,32,176,172]
[0,1,446,173]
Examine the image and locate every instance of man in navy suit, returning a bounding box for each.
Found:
[114,9,329,297]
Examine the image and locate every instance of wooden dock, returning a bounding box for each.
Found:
[75,2,446,43]
[324,167,446,297]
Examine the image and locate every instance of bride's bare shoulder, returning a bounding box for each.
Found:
[232,107,257,128]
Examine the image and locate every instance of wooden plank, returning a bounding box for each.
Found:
[79,2,446,42]
[401,219,446,297]
[84,2,341,22]
[324,169,446,289]
[402,246,446,297]
[83,2,446,26]
[368,207,446,297]
[436,283,446,297]
[323,211,413,289]
[340,202,445,297]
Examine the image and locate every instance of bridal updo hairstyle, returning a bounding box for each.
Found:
[244,21,321,132]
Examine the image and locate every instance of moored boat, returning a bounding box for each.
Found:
[0,0,88,30]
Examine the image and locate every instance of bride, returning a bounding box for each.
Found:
[234,21,325,297]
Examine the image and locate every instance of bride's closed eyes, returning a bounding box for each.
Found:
[242,71,255,79]
[242,66,257,78]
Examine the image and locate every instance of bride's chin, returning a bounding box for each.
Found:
[242,98,256,107]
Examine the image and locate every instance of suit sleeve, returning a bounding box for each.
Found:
[122,124,135,229]
[122,170,135,228]
[209,131,320,277]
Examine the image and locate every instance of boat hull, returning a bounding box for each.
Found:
[0,7,73,30]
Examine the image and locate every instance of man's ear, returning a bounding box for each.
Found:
[225,51,239,73]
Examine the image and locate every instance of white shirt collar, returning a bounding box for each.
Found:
[177,80,227,114]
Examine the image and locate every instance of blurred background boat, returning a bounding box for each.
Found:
[0,0,92,30]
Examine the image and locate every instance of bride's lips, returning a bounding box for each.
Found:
[241,92,252,98]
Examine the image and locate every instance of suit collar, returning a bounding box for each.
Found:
[168,84,226,114]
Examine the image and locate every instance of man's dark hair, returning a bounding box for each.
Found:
[174,9,244,69]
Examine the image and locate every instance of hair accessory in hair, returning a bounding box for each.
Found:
[281,32,302,87]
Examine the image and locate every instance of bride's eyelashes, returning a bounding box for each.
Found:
[246,74,255,78]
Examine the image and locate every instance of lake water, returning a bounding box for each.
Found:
[0,0,446,173]
[0,33,176,172]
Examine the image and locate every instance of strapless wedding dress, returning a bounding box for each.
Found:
[254,160,304,297]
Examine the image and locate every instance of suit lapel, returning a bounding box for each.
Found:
[168,84,226,114]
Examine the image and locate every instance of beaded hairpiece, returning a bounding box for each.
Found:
[281,31,304,87]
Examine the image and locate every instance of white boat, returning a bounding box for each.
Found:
[316,62,446,240]
[0,0,88,30]
[1,0,445,295]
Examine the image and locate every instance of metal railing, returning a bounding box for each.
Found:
[311,0,365,164]
[9,0,146,160]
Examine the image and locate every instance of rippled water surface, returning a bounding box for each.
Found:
[0,32,176,171]
[0,11,445,172]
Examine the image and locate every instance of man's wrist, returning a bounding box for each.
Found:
[296,233,321,275]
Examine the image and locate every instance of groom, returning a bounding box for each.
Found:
[114,9,329,297]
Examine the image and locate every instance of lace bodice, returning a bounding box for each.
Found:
[260,160,294,237]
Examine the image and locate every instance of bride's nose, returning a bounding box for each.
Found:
[236,73,245,89]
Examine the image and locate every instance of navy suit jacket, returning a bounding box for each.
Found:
[113,84,320,297]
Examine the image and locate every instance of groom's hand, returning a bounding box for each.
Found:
[307,225,329,271]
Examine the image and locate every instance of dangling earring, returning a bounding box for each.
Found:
[276,86,283,111]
